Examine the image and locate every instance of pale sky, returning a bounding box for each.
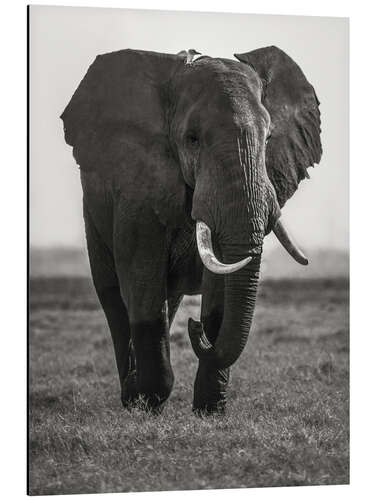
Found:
[29,6,349,253]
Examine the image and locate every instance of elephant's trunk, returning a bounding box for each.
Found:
[189,129,265,369]
[189,127,307,370]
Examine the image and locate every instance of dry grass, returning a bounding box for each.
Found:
[29,277,349,495]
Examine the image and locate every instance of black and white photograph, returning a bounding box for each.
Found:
[28,4,349,496]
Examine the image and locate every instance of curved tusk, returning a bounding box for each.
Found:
[196,221,252,274]
[273,218,308,266]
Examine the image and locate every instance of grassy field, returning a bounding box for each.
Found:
[28,277,349,495]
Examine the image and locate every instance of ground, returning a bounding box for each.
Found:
[28,277,349,495]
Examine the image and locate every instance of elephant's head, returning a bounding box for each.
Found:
[61,47,322,371]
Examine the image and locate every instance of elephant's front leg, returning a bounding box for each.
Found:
[128,301,174,411]
[193,269,229,414]
[115,213,174,412]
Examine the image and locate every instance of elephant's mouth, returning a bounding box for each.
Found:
[196,217,308,275]
[195,221,253,274]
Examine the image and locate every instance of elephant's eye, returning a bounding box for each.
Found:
[265,134,271,145]
[186,131,199,147]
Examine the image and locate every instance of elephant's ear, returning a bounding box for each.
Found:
[61,49,186,226]
[234,46,322,207]
[61,49,180,171]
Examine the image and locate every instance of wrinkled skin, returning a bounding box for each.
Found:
[61,46,322,414]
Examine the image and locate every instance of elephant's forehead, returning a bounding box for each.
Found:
[175,57,262,102]
[173,59,263,127]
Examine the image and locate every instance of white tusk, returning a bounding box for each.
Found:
[196,221,252,274]
[273,217,308,266]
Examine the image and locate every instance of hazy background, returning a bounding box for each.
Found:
[29,6,349,278]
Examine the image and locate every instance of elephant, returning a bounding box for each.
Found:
[61,46,322,414]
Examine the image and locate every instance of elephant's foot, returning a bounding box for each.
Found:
[137,369,174,412]
[121,369,174,414]
[193,362,230,415]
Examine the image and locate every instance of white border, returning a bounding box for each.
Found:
[1,0,374,499]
